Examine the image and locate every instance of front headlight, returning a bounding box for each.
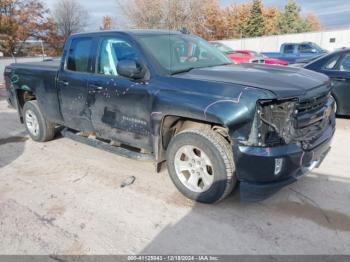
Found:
[247,99,297,147]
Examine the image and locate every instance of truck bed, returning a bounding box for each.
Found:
[6,58,62,124]
[9,59,60,71]
[262,52,280,58]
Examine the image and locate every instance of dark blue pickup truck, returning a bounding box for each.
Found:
[4,30,335,203]
[263,42,327,64]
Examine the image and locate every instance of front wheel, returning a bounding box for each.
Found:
[166,127,236,204]
[23,100,56,142]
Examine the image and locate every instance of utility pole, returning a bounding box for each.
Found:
[40,40,45,60]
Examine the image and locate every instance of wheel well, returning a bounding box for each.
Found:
[160,116,231,151]
[16,90,36,121]
[17,90,36,109]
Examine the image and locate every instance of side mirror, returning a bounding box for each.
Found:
[117,60,146,80]
[310,48,318,53]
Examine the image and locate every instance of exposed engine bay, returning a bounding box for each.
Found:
[246,92,334,149]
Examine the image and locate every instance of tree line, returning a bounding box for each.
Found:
[0,0,322,57]
[118,0,322,40]
[0,0,88,56]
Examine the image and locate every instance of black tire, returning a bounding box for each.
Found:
[23,100,56,142]
[166,127,236,204]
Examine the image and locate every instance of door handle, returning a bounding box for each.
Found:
[58,80,69,86]
[89,84,103,91]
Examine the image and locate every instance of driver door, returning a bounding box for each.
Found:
[58,36,96,132]
[88,35,153,151]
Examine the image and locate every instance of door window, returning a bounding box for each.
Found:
[339,53,350,72]
[97,37,138,76]
[298,44,314,53]
[66,37,93,72]
[323,55,340,70]
[283,45,294,54]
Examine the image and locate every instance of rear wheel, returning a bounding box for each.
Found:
[166,127,236,204]
[23,100,56,142]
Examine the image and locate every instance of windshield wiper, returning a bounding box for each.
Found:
[171,63,233,75]
[170,67,196,75]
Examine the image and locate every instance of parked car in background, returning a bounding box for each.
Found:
[263,42,327,64]
[302,48,350,116]
[235,50,289,65]
[210,42,238,64]
[210,42,288,65]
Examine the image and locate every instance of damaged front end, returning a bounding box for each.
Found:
[245,91,335,150]
[236,91,335,202]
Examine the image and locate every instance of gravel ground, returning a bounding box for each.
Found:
[0,88,350,255]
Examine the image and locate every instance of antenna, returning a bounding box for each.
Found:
[11,52,17,64]
[168,0,172,74]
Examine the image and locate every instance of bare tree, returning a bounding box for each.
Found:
[116,0,224,40]
[53,0,88,40]
[116,0,163,29]
[116,0,322,40]
[100,16,115,30]
[0,0,54,56]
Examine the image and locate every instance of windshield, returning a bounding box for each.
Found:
[246,51,265,58]
[212,43,234,54]
[305,53,329,66]
[311,43,326,52]
[137,34,232,74]
[248,51,259,57]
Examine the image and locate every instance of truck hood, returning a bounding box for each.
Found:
[175,63,330,98]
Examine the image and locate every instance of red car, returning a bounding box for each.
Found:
[236,50,289,65]
[211,42,289,65]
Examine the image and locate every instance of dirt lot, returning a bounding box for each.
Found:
[0,88,350,255]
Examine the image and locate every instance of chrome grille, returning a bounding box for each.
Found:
[293,92,332,144]
[297,92,329,114]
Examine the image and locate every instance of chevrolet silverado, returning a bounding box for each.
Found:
[4,30,335,203]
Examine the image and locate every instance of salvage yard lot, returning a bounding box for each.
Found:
[0,88,350,255]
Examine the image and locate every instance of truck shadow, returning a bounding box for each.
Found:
[0,110,67,169]
[0,135,27,168]
[0,88,7,101]
[0,136,28,146]
[0,112,27,168]
[141,174,350,254]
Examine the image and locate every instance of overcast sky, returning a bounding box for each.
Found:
[43,0,350,31]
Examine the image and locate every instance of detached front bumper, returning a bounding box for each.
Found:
[233,122,335,202]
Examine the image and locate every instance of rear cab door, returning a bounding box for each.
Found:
[297,43,318,62]
[57,36,97,131]
[281,44,297,63]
